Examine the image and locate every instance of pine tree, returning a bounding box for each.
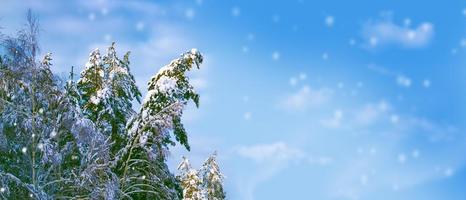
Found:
[64,66,81,108]
[178,157,205,200]
[77,48,105,125]
[1,11,225,199]
[118,49,203,199]
[104,43,141,153]
[128,48,203,153]
[77,43,141,155]
[199,152,226,200]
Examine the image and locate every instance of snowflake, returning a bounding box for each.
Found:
[272,51,280,61]
[21,147,27,153]
[325,16,334,27]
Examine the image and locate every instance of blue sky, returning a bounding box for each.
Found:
[1,0,466,199]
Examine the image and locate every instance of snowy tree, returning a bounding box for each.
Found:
[0,10,225,200]
[64,66,80,108]
[199,152,226,200]
[77,48,105,125]
[0,11,117,199]
[77,42,141,155]
[127,48,202,153]
[177,157,205,200]
[117,49,203,199]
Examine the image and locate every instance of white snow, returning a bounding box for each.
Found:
[139,133,148,145]
[21,147,27,153]
[50,130,57,138]
[156,76,177,94]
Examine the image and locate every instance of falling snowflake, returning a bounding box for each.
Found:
[322,52,329,60]
[231,7,240,17]
[272,51,280,61]
[325,16,334,27]
[390,114,399,124]
[244,112,252,120]
[398,153,406,164]
[136,21,145,31]
[185,8,195,20]
[423,79,431,88]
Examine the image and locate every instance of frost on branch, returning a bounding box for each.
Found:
[129,48,203,153]
[1,11,224,199]
[77,42,141,155]
[177,157,205,200]
[199,152,226,200]
[176,152,226,200]
[116,49,203,199]
[0,13,117,199]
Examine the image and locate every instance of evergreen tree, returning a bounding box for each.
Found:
[0,11,226,200]
[0,11,117,199]
[199,152,226,200]
[77,48,105,125]
[64,66,81,108]
[118,49,203,199]
[178,157,205,200]
[77,43,141,155]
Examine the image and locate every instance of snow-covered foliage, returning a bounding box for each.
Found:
[116,49,203,199]
[77,42,141,156]
[0,11,224,200]
[178,157,205,200]
[128,48,203,153]
[0,11,116,199]
[176,153,226,200]
[199,153,226,200]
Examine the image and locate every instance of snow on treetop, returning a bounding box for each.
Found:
[155,76,177,94]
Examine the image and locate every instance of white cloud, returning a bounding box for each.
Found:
[444,167,454,177]
[321,109,344,128]
[236,142,304,163]
[234,142,332,200]
[280,85,333,111]
[362,18,434,48]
